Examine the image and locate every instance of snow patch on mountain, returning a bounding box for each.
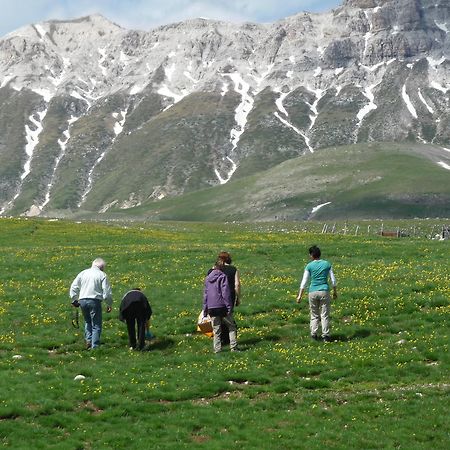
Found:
[48,58,71,87]
[221,81,229,97]
[363,10,374,58]
[311,202,331,214]
[274,112,314,153]
[437,161,450,170]
[427,56,446,69]
[31,87,54,103]
[250,64,274,90]
[129,83,145,95]
[165,63,176,82]
[215,71,256,183]
[215,157,237,185]
[113,110,127,136]
[418,89,434,114]
[307,88,325,130]
[40,116,80,210]
[70,90,92,109]
[79,108,128,206]
[430,81,448,93]
[120,51,130,65]
[227,72,253,149]
[275,89,289,117]
[357,84,378,123]
[158,84,187,107]
[402,85,418,119]
[1,75,14,88]
[34,24,47,40]
[98,47,108,77]
[435,21,449,33]
[184,71,199,84]
[0,109,48,214]
[22,110,48,181]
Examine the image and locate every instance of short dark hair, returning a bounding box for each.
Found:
[309,245,321,258]
[218,251,232,264]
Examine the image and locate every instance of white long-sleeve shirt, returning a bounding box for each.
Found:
[69,266,113,306]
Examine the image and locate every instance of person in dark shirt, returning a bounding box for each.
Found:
[208,252,241,306]
[217,251,241,307]
[207,252,241,347]
[203,261,238,353]
[119,288,152,350]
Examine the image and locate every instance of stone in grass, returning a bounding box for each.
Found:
[12,355,23,360]
[74,375,86,381]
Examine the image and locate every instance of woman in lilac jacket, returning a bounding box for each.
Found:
[203,261,238,353]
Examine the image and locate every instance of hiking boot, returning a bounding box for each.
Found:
[323,335,332,342]
[85,341,91,350]
[311,335,319,341]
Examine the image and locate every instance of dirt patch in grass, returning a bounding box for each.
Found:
[77,400,104,415]
[191,434,211,444]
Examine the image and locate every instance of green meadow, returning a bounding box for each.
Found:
[0,218,448,449]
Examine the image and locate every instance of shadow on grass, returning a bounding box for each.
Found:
[332,328,372,342]
[239,334,281,348]
[144,337,175,351]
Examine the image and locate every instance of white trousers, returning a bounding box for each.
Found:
[308,291,331,337]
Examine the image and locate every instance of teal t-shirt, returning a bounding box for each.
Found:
[305,259,332,292]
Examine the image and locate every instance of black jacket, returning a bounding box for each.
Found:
[119,290,152,321]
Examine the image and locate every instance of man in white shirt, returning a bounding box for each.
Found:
[70,258,113,349]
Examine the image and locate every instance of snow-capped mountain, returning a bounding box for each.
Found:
[0,0,449,217]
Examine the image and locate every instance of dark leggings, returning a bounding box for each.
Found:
[123,303,147,350]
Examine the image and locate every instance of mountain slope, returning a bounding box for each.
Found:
[79,142,450,221]
[0,0,449,217]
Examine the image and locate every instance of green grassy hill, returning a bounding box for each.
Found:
[95,142,450,221]
[0,218,448,448]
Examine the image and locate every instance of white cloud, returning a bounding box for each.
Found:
[0,0,341,37]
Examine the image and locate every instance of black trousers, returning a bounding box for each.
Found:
[123,303,147,350]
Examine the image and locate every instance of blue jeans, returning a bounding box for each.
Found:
[79,299,102,348]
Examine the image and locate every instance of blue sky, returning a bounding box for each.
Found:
[0,0,342,37]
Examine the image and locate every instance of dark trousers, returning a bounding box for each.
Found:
[123,303,147,350]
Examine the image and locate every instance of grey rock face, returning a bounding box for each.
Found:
[0,0,448,215]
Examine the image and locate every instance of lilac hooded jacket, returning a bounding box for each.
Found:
[203,269,233,314]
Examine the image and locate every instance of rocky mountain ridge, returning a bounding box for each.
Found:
[0,0,449,217]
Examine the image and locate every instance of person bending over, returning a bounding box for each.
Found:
[119,288,152,350]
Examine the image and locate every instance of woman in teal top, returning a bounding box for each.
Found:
[296,246,337,342]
